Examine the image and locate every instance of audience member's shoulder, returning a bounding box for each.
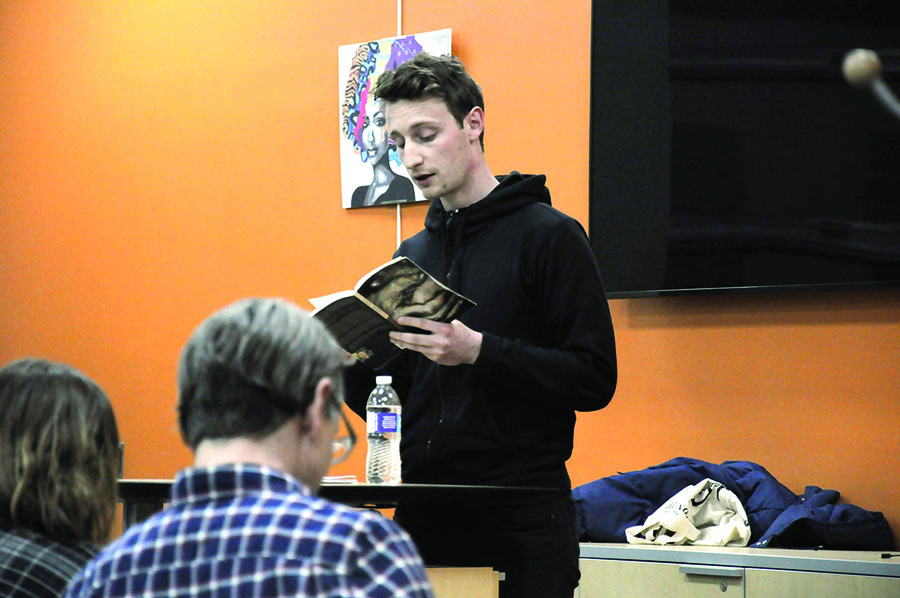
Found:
[1,525,99,565]
[301,494,411,541]
[295,491,380,524]
[0,526,99,598]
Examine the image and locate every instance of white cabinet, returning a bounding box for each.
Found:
[578,559,743,596]
[575,543,900,598]
[745,568,900,597]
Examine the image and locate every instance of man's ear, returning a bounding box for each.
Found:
[464,107,485,142]
[299,378,334,434]
[314,377,335,418]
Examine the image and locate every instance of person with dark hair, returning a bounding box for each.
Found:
[66,298,433,598]
[343,53,618,598]
[0,358,120,598]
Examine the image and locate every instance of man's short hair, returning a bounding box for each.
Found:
[176,298,347,450]
[374,53,485,148]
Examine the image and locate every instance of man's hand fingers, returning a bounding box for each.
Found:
[396,316,443,332]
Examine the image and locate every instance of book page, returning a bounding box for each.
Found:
[355,257,474,322]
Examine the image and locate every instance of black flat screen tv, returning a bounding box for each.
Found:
[589,0,900,297]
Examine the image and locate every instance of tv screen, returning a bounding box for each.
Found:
[589,1,900,297]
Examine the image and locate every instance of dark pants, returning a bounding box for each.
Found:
[393,493,580,598]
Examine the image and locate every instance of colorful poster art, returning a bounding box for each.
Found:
[338,29,451,209]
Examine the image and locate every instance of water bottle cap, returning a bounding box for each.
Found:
[375,375,392,385]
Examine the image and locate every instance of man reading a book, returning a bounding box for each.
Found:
[343,53,618,598]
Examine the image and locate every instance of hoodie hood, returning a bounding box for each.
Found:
[422,172,551,241]
[414,171,551,288]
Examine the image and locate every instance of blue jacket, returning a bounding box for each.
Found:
[573,457,895,550]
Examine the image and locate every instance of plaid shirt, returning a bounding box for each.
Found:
[65,464,433,598]
[0,523,97,598]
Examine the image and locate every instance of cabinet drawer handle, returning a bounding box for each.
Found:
[679,565,744,579]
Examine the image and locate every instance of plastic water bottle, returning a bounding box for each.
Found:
[365,375,402,485]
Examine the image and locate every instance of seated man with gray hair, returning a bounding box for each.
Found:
[66,298,433,598]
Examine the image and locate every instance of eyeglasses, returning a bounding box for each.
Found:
[331,405,357,465]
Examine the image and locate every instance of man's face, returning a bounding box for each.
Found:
[384,97,477,203]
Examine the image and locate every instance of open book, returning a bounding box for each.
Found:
[309,256,475,369]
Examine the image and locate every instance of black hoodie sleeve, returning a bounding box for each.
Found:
[470,215,617,412]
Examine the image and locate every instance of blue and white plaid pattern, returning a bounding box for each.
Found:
[1,524,97,598]
[65,465,433,598]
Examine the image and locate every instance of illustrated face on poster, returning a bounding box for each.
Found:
[338,29,451,209]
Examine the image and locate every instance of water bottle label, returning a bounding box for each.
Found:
[367,412,400,434]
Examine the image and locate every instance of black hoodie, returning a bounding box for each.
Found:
[346,172,617,492]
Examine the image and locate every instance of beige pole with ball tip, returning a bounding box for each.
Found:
[842,48,900,122]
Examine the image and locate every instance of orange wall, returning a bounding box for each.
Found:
[2,1,898,539]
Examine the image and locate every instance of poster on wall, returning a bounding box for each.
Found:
[338,28,451,209]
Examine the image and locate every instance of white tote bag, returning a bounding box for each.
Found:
[625,478,751,546]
